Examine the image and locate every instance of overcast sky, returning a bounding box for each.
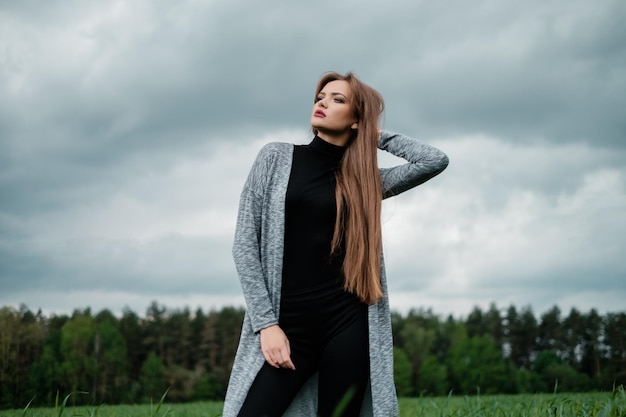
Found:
[1,0,625,320]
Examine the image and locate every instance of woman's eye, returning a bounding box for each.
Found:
[334,98,345,103]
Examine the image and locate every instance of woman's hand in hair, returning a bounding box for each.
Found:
[259,325,296,370]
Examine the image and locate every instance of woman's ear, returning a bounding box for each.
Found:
[351,121,359,130]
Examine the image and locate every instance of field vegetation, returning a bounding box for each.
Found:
[1,302,625,411]
[0,388,624,417]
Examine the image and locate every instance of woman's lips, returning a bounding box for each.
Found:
[314,110,326,117]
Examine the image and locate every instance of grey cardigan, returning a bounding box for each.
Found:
[223,131,449,417]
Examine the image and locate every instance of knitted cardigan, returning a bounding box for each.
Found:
[222,131,449,417]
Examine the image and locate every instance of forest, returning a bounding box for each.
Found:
[0,302,624,410]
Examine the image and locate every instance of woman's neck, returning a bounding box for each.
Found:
[316,131,350,147]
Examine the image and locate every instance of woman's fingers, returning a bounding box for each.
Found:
[275,343,295,370]
[260,325,296,370]
[280,354,296,370]
[262,351,279,368]
[280,342,296,370]
[267,346,295,369]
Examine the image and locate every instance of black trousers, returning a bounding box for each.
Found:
[237,282,370,417]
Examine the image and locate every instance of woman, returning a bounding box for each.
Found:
[223,72,449,417]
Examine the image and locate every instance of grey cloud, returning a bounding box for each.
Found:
[380,139,626,311]
[1,0,625,316]
[0,234,236,295]
[373,1,626,146]
[3,0,624,169]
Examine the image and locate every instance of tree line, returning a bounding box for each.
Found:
[0,302,624,409]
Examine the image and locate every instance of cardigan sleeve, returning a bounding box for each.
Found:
[232,145,280,333]
[378,130,449,199]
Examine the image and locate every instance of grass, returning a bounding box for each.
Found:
[398,387,626,417]
[1,387,624,417]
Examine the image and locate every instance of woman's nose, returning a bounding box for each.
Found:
[318,98,327,108]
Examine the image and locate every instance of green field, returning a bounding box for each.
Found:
[1,388,624,417]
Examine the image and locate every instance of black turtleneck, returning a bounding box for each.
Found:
[281,136,346,292]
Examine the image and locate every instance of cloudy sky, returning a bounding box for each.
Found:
[1,0,625,320]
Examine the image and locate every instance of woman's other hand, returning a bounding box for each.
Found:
[259,325,296,370]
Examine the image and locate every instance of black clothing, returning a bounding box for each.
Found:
[238,137,369,417]
[282,135,345,291]
[237,280,369,417]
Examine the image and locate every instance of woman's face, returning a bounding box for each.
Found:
[311,80,358,140]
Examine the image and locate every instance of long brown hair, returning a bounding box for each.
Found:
[313,72,385,304]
